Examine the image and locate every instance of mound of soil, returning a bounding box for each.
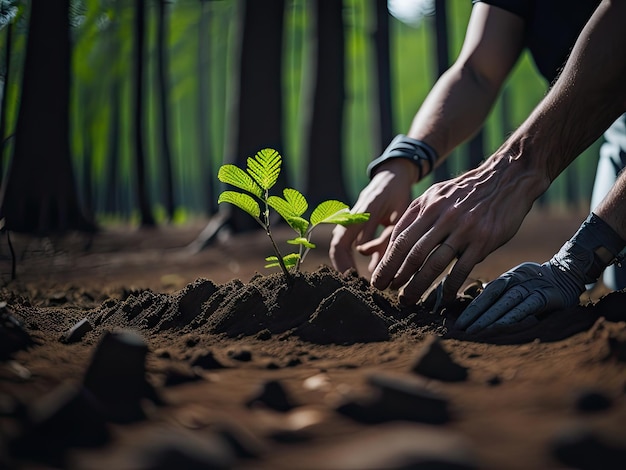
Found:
[68,266,438,345]
[2,214,626,469]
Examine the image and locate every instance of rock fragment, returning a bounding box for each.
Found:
[574,389,613,413]
[336,372,450,425]
[0,310,33,360]
[61,317,92,344]
[304,423,477,469]
[246,379,296,412]
[83,330,161,423]
[189,349,227,370]
[551,427,626,469]
[9,383,109,467]
[131,428,235,470]
[411,335,468,382]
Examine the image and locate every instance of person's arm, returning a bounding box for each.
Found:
[405,2,524,161]
[456,170,626,334]
[329,3,524,273]
[371,0,626,305]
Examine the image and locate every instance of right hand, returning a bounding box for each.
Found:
[370,155,545,306]
[329,159,416,274]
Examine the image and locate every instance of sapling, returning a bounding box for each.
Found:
[217,148,369,281]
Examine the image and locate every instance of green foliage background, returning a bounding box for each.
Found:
[0,0,600,225]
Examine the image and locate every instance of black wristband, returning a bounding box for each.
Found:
[366,134,438,180]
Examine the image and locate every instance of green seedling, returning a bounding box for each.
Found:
[217,148,369,280]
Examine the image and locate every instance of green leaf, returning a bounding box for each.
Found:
[218,164,263,198]
[247,148,282,191]
[265,253,300,268]
[328,212,371,226]
[285,216,309,235]
[268,188,309,234]
[287,237,316,249]
[310,200,370,226]
[310,200,349,226]
[282,188,308,215]
[218,191,261,219]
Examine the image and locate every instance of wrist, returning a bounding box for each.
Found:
[553,213,626,285]
[486,144,552,202]
[367,134,438,182]
[370,158,421,183]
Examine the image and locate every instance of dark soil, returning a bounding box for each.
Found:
[1,208,626,470]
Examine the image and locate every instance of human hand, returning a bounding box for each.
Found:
[329,159,414,273]
[370,157,544,306]
[456,212,626,334]
[454,261,583,334]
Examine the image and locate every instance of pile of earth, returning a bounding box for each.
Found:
[8,264,624,350]
[67,266,445,346]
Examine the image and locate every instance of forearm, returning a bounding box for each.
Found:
[492,0,626,188]
[407,62,501,165]
[402,3,524,179]
[595,169,626,243]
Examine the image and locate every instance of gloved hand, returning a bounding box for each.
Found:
[456,213,626,334]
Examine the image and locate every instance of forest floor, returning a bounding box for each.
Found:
[1,206,626,470]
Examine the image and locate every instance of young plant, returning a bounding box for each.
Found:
[217,148,369,280]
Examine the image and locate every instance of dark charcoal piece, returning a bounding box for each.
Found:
[337,372,450,425]
[228,347,253,362]
[61,318,93,344]
[551,427,626,470]
[162,364,204,387]
[302,424,477,470]
[83,330,161,423]
[574,389,613,413]
[0,310,33,360]
[189,349,227,370]
[9,383,110,468]
[131,429,234,470]
[245,379,296,412]
[411,335,468,382]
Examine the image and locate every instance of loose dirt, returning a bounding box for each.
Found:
[1,207,625,469]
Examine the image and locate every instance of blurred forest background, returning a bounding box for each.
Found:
[0,0,600,236]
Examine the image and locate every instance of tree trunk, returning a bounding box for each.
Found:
[105,76,122,215]
[156,0,175,221]
[0,17,13,184]
[197,0,215,214]
[231,0,286,232]
[432,0,450,183]
[133,0,155,226]
[373,0,393,152]
[0,0,93,234]
[304,0,348,207]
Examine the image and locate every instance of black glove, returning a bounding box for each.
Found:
[456,213,625,334]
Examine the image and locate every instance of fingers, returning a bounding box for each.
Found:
[357,225,394,273]
[329,225,357,272]
[396,242,458,305]
[490,291,547,328]
[465,285,530,334]
[455,277,509,329]
[441,250,480,304]
[371,208,434,290]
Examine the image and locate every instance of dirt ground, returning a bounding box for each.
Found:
[1,206,626,470]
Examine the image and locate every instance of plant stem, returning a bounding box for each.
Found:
[263,196,293,282]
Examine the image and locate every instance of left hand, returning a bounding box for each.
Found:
[456,212,626,334]
[454,261,583,334]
